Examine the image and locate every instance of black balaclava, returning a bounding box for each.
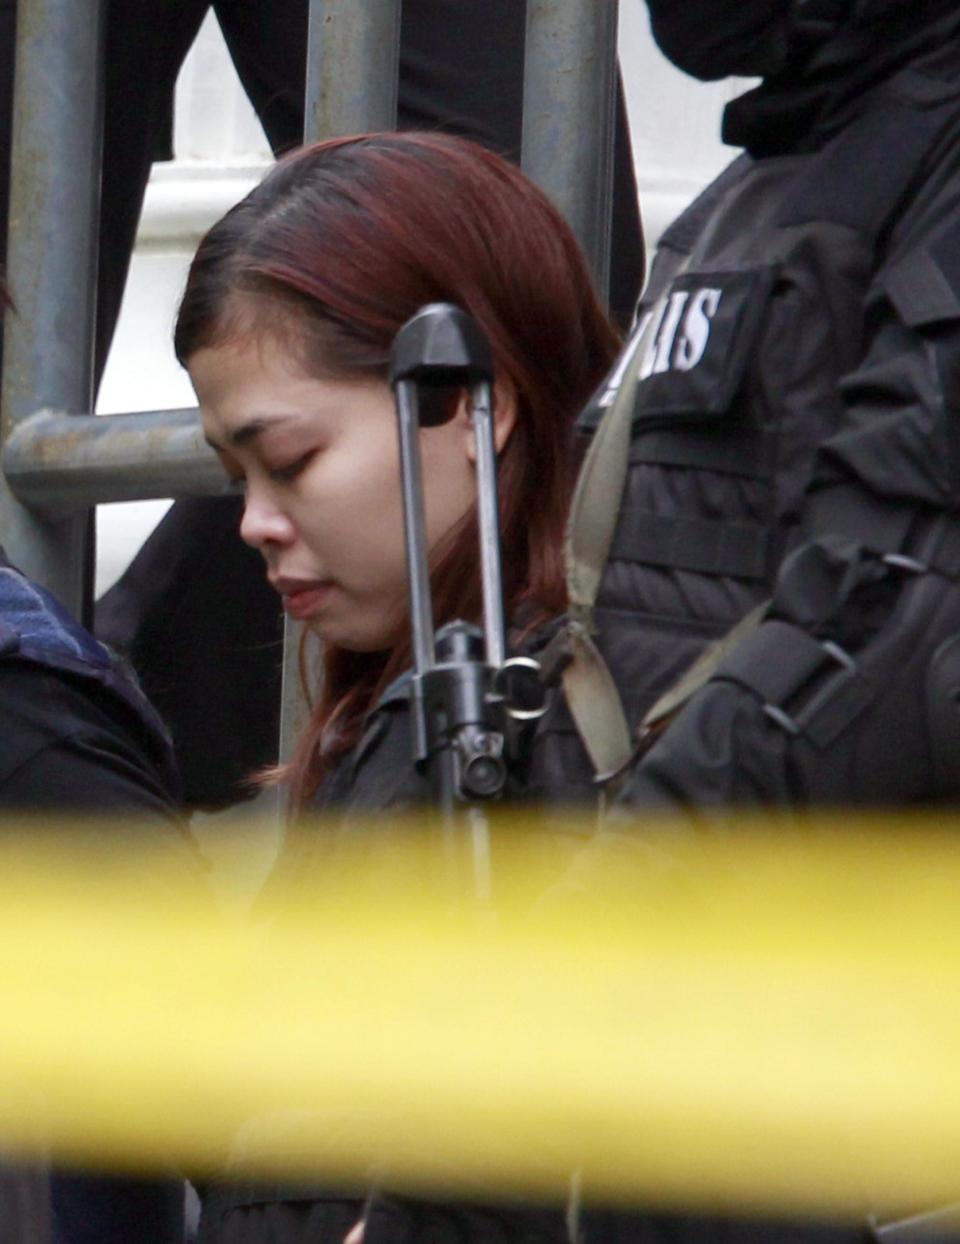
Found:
[645,0,960,156]
[645,0,792,82]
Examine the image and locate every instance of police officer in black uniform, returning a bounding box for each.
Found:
[557,4,960,1236]
[531,0,960,827]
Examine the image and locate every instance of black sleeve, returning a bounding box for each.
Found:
[0,663,184,829]
[51,1170,186,1244]
[2,731,182,819]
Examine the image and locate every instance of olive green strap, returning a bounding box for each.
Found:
[565,322,652,615]
[556,318,656,785]
[640,599,770,734]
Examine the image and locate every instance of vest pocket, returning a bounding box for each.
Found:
[631,265,777,425]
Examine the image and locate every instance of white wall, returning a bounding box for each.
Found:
[95,4,749,595]
[618,3,750,246]
[94,11,271,594]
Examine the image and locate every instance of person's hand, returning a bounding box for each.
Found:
[344,1217,365,1244]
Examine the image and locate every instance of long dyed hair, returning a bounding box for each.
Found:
[174,132,620,810]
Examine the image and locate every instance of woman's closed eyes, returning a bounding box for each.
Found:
[267,450,317,483]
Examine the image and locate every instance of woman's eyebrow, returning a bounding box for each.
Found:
[206,413,297,451]
[232,414,295,446]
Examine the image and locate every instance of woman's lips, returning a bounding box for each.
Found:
[278,581,334,620]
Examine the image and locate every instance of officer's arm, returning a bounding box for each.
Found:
[0,664,197,872]
[4,734,185,823]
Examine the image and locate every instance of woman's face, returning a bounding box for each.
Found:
[189,334,481,651]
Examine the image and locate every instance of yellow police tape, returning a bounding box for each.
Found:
[1,813,960,1223]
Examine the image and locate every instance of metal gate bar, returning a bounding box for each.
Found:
[522,0,618,305]
[3,409,228,511]
[0,0,103,617]
[306,0,402,140]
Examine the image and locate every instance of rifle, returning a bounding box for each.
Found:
[389,303,546,825]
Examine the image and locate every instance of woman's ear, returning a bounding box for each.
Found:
[463,380,518,464]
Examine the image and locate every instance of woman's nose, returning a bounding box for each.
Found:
[239,490,296,550]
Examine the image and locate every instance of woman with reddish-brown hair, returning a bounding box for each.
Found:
[177,130,621,821]
[176,130,619,1244]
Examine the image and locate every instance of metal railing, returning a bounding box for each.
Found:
[0,0,103,611]
[0,0,619,761]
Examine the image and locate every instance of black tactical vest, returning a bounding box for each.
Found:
[527,64,960,803]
